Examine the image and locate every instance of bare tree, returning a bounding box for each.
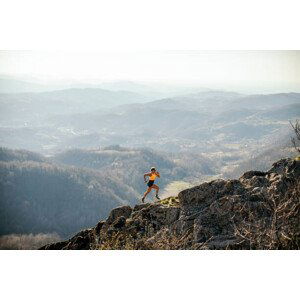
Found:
[290,120,300,153]
[232,181,300,250]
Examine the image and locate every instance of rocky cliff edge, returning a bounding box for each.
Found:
[40,157,300,250]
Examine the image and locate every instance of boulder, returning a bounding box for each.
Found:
[106,205,132,224]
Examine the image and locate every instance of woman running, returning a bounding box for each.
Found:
[141,167,160,203]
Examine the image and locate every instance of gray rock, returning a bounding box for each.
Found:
[106,205,132,224]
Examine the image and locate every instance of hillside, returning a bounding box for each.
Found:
[0,146,216,240]
[0,78,48,93]
[0,157,138,237]
[41,157,300,250]
[1,90,299,155]
[0,87,150,126]
[225,142,295,179]
[52,146,216,193]
[40,92,300,154]
[0,147,46,163]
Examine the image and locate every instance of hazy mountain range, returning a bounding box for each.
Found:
[0,78,299,248]
[0,76,208,97]
[1,85,299,156]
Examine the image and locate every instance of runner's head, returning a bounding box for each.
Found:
[150,167,156,172]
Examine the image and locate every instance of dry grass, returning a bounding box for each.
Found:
[95,181,300,250]
[145,228,194,250]
[95,228,194,250]
[158,196,180,207]
[290,120,300,154]
[0,233,61,250]
[233,181,300,249]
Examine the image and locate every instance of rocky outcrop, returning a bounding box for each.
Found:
[41,158,300,250]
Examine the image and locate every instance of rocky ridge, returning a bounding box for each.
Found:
[40,157,300,250]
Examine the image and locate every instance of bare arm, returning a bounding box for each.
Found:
[144,172,151,182]
[155,171,160,178]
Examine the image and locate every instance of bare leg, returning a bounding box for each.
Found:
[152,184,160,199]
[142,187,152,202]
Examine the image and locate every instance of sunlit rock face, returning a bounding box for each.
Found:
[41,158,300,250]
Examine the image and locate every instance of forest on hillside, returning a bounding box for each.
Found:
[0,85,299,249]
[0,146,217,241]
[0,151,136,237]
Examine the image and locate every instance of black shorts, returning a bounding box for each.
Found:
[147,180,155,187]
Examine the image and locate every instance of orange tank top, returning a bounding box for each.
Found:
[149,173,157,181]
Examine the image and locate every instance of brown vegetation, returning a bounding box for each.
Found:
[290,120,300,154]
[232,181,300,249]
[0,233,61,250]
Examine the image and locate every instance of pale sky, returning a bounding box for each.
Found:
[1,50,299,92]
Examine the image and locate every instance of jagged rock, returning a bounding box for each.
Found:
[95,221,105,234]
[112,216,126,228]
[240,170,267,179]
[40,157,300,250]
[106,205,132,224]
[40,240,69,250]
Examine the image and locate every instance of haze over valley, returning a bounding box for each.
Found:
[0,51,299,248]
[0,80,298,172]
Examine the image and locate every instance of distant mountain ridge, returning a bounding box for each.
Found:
[0,78,49,93]
[1,90,299,158]
[44,91,299,152]
[0,87,150,116]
